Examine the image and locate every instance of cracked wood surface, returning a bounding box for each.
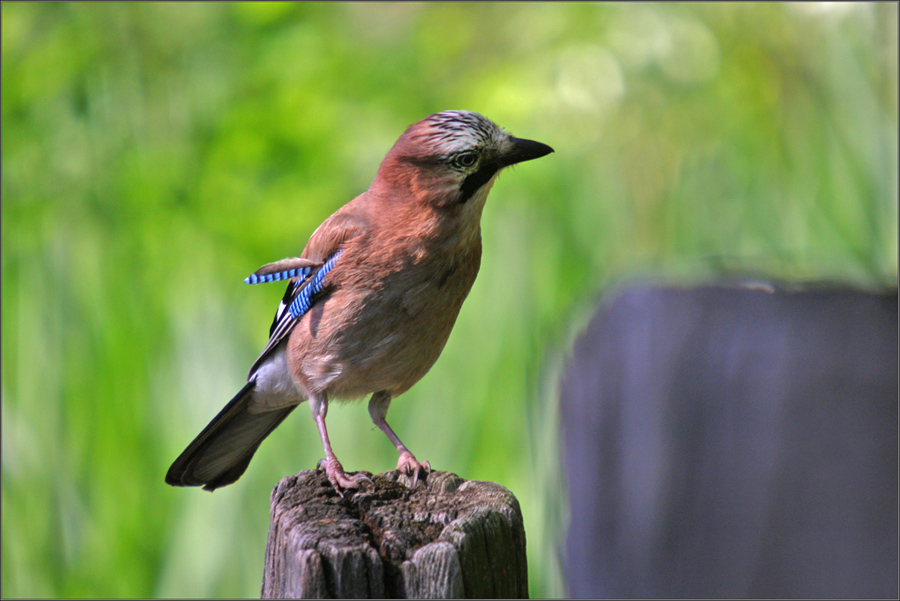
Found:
[261,469,527,599]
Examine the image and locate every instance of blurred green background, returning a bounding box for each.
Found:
[2,2,896,598]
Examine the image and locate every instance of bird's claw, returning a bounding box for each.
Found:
[316,457,372,497]
[396,452,431,488]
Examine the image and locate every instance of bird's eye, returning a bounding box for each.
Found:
[453,152,478,169]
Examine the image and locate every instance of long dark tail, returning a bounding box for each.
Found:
[165,380,297,491]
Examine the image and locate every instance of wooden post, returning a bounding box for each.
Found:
[261,469,528,599]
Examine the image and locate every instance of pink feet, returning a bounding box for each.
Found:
[314,452,430,493]
[316,457,371,496]
[396,451,431,488]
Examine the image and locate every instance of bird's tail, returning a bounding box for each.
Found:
[165,379,297,491]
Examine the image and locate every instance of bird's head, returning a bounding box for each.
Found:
[374,110,554,208]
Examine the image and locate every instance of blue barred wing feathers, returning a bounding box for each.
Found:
[247,250,344,378]
[244,257,322,285]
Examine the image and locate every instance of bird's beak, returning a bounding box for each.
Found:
[499,136,554,167]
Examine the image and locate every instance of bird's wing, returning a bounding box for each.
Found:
[244,257,322,285]
[246,210,368,378]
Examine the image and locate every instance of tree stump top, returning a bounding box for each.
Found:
[262,469,527,599]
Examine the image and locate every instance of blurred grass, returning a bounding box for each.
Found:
[2,2,896,598]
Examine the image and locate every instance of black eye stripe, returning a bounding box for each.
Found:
[458,162,500,203]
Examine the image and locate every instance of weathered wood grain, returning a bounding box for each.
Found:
[261,469,527,599]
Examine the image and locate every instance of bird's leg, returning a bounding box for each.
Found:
[309,393,370,495]
[368,391,431,487]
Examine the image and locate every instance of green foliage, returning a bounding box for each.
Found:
[3,3,896,597]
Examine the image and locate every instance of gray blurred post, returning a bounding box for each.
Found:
[560,283,898,598]
[261,470,528,599]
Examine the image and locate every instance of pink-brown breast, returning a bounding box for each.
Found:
[286,197,484,400]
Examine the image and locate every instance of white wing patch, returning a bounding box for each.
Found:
[249,343,304,412]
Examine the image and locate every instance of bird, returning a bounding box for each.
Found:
[165,110,553,493]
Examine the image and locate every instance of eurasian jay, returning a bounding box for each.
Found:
[166,110,553,492]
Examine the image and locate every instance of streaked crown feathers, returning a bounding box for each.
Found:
[411,110,505,156]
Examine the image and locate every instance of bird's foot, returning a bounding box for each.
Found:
[316,457,372,497]
[396,452,431,488]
